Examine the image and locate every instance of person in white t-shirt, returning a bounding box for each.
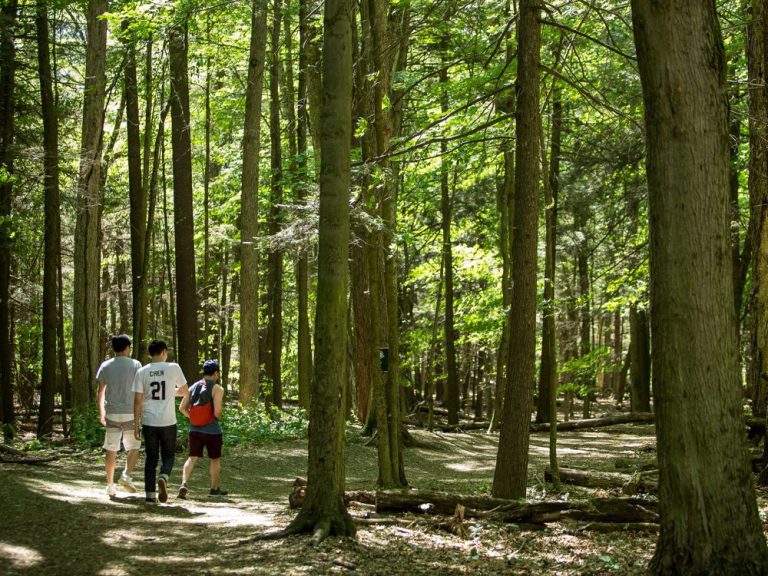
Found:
[132,340,188,503]
[97,334,142,498]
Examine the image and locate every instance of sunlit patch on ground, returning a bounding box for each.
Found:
[0,542,44,569]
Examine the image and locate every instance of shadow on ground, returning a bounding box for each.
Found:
[0,419,664,575]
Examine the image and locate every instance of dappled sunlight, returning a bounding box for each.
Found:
[445,460,495,473]
[0,542,44,570]
[97,563,131,576]
[22,476,144,506]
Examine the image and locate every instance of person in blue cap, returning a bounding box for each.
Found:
[178,359,228,498]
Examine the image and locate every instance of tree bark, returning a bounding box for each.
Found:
[492,0,540,500]
[0,0,16,432]
[285,0,356,542]
[37,0,60,438]
[537,84,561,425]
[750,0,768,422]
[295,0,312,411]
[440,38,460,428]
[239,0,268,404]
[632,1,768,572]
[123,20,147,359]
[629,304,651,412]
[72,0,108,408]
[267,0,284,410]
[169,19,199,375]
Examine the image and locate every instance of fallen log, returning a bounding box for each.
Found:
[376,488,515,517]
[375,488,657,526]
[0,444,58,465]
[440,422,490,433]
[530,412,654,432]
[545,466,658,494]
[289,477,376,509]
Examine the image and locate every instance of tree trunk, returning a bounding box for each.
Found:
[37,0,60,438]
[295,0,312,411]
[169,19,199,376]
[537,84,561,425]
[72,0,108,408]
[0,0,16,433]
[629,304,651,412]
[239,0,268,404]
[490,1,516,435]
[632,1,768,572]
[492,0,540,500]
[267,0,284,410]
[440,40,460,428]
[285,0,356,541]
[750,0,768,421]
[368,0,406,488]
[123,20,147,359]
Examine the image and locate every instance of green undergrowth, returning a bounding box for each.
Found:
[69,401,308,450]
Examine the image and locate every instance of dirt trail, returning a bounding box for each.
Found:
[1,425,662,575]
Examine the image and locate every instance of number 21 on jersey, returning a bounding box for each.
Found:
[150,381,166,400]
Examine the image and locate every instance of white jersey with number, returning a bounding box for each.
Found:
[132,362,187,427]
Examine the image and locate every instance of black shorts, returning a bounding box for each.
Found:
[189,432,223,459]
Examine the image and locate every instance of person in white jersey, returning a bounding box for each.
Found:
[97,334,142,497]
[132,339,188,503]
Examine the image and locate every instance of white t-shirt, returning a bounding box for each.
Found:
[132,362,187,427]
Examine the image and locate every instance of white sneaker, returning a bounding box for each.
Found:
[118,472,137,493]
[106,484,117,497]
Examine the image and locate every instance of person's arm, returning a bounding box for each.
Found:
[213,385,224,420]
[134,392,143,440]
[174,365,188,397]
[97,382,107,426]
[179,393,190,418]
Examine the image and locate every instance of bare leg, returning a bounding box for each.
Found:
[182,456,198,484]
[105,450,117,485]
[125,449,139,476]
[210,458,221,489]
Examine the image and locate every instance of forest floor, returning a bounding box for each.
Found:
[1,408,765,575]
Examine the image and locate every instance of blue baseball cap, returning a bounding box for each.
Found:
[202,360,220,375]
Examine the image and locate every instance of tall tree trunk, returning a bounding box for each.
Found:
[575,203,593,418]
[123,20,147,359]
[72,0,108,408]
[0,0,16,432]
[492,0,540,500]
[37,0,60,438]
[169,19,199,376]
[440,37,460,427]
[286,0,356,541]
[491,7,515,432]
[239,0,268,404]
[749,0,768,420]
[368,0,406,487]
[202,21,213,359]
[267,0,284,410]
[295,0,312,410]
[632,1,768,572]
[537,83,561,424]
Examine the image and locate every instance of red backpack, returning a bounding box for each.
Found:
[188,380,216,427]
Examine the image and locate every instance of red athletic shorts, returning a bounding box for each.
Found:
[189,432,223,459]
